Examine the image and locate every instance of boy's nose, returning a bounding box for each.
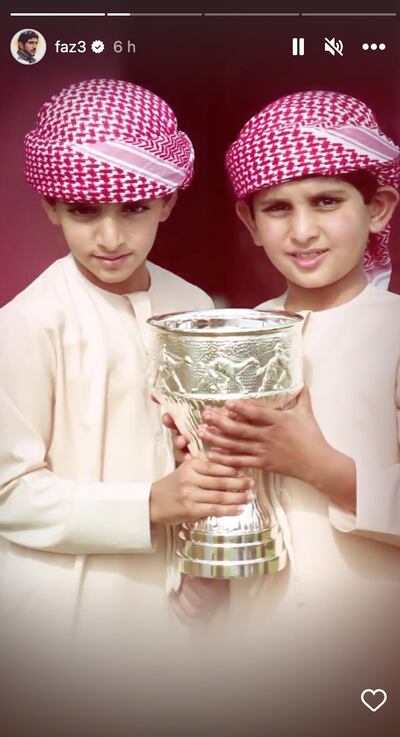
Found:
[96,216,125,253]
[289,210,320,245]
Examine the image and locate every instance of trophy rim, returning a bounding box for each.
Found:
[147,308,304,336]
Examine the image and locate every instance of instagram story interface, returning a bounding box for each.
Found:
[1,5,400,737]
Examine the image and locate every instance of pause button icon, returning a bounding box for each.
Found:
[292,37,305,56]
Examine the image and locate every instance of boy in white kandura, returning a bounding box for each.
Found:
[0,79,252,660]
[176,91,400,662]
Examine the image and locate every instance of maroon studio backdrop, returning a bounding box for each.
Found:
[1,13,400,307]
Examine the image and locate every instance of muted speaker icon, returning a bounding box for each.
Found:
[324,37,344,56]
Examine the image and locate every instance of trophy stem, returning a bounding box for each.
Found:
[177,468,288,579]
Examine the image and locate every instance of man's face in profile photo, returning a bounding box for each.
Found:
[18,33,38,59]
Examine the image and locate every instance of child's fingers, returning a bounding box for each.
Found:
[175,434,189,449]
[227,410,242,421]
[205,407,248,424]
[191,489,253,506]
[196,475,253,492]
[194,503,247,518]
[200,414,263,440]
[174,451,189,466]
[207,451,261,469]
[198,426,263,451]
[163,415,190,445]
[192,457,240,477]
[199,423,223,436]
[163,414,190,453]
[225,399,280,425]
[162,412,178,429]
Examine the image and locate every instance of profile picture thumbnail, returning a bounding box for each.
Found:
[10,29,47,65]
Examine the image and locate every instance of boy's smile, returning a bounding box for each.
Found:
[42,196,176,294]
[288,249,329,269]
[236,176,398,309]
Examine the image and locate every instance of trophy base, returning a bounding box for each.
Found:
[177,525,288,579]
[178,550,288,578]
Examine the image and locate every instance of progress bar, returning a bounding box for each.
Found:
[132,12,203,15]
[10,12,106,16]
[9,10,398,17]
[204,13,300,16]
[302,12,397,16]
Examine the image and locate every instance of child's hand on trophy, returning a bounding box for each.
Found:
[162,412,191,465]
[198,387,356,512]
[151,395,190,465]
[169,575,230,626]
[149,454,254,525]
[198,387,332,482]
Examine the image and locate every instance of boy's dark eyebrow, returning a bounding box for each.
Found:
[258,188,348,205]
[258,197,288,205]
[309,189,347,197]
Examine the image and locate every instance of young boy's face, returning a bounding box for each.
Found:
[236,177,397,291]
[42,196,176,292]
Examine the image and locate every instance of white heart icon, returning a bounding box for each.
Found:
[361,689,387,712]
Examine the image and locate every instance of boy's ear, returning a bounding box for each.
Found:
[159,191,178,223]
[235,200,263,246]
[369,186,399,234]
[41,197,61,226]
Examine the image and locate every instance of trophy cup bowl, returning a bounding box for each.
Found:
[147,309,303,579]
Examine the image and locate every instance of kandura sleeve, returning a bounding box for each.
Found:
[329,360,400,548]
[0,308,154,555]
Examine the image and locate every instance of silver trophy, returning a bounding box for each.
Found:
[148,309,303,579]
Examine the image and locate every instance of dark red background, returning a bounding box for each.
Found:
[2,11,400,307]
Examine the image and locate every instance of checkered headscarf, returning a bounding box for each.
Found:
[226,90,400,288]
[25,78,194,203]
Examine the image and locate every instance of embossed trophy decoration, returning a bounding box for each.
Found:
[148,309,303,579]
